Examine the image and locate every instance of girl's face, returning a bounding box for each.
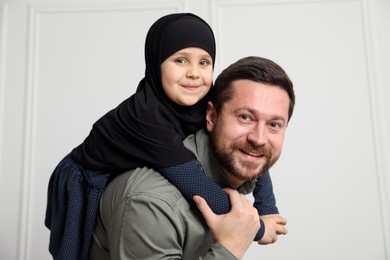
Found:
[161,47,213,106]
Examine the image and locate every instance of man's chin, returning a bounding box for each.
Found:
[233,165,265,182]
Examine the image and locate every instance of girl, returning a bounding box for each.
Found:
[45,13,278,260]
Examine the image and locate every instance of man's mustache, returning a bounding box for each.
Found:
[232,142,272,159]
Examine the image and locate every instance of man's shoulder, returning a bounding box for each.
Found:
[102,166,185,213]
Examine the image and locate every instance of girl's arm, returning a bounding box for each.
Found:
[160,160,268,241]
[253,171,279,215]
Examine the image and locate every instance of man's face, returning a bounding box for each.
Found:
[206,79,290,187]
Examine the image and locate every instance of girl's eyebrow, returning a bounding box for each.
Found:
[172,51,212,59]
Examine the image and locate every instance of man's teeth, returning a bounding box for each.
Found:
[243,150,260,157]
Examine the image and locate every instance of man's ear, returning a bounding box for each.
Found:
[206,101,216,132]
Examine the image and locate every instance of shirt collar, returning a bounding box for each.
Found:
[184,129,256,195]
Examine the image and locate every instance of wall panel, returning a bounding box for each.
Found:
[0,4,20,260]
[0,3,7,178]
[211,0,387,259]
[20,2,186,259]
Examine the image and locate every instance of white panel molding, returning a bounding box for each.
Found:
[23,0,188,14]
[17,5,42,259]
[0,3,8,180]
[210,0,389,258]
[208,0,369,69]
[361,0,390,258]
[17,2,188,259]
[210,0,361,6]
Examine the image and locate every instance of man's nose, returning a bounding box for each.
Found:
[247,124,267,146]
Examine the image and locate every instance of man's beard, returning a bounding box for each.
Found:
[210,131,277,182]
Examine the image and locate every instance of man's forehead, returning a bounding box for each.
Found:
[225,80,290,119]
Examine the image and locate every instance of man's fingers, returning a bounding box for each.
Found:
[223,188,239,198]
[223,188,246,209]
[193,195,216,225]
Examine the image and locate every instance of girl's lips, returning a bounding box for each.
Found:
[182,84,199,90]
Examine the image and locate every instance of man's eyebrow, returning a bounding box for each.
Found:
[232,106,253,114]
[232,106,287,123]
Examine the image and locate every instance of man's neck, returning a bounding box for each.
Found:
[222,169,246,189]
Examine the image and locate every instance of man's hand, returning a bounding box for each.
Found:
[193,188,260,259]
[258,214,288,245]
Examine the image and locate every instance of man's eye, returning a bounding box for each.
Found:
[269,122,283,130]
[239,114,252,121]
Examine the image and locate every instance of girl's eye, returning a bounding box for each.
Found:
[199,60,210,66]
[175,58,186,64]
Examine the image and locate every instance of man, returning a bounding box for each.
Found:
[89,56,295,259]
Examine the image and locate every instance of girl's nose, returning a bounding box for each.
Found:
[186,65,200,79]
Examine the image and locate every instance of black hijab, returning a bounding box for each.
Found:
[71,13,216,171]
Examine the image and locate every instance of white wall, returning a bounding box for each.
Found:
[0,0,389,259]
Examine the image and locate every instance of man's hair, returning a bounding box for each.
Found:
[212,56,295,121]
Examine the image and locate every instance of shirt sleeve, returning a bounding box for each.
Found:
[104,193,237,260]
[199,243,238,260]
[160,160,231,214]
[105,193,184,259]
[253,170,279,215]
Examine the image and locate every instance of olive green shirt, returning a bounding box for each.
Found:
[89,129,256,260]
